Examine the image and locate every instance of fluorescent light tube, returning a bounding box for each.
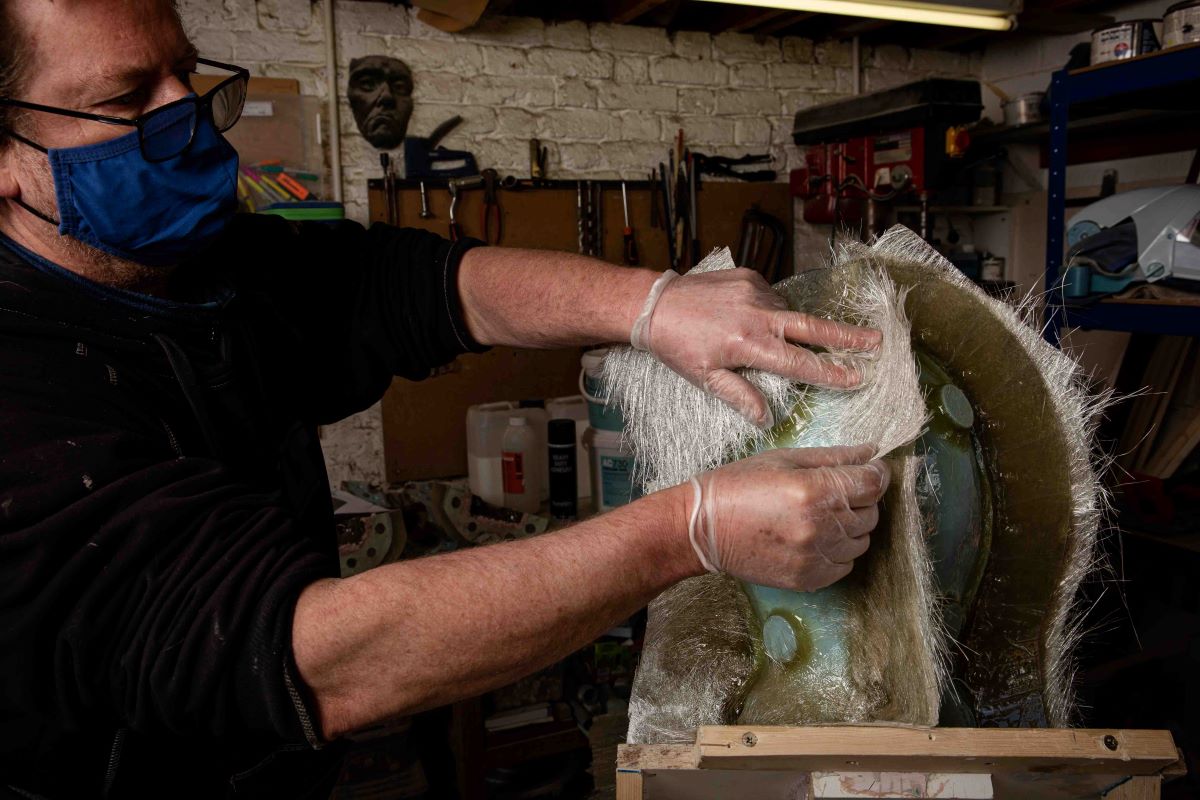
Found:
[698,0,1016,31]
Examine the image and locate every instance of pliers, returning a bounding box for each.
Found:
[481,168,501,245]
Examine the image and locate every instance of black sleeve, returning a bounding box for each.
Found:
[211,214,489,424]
[0,375,332,771]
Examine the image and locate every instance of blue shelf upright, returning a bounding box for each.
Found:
[1043,44,1200,345]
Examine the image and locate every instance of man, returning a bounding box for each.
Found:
[0,1,888,797]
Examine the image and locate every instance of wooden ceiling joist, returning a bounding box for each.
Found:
[604,0,671,25]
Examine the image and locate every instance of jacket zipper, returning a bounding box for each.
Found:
[102,727,126,798]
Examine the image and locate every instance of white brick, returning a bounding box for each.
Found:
[545,20,590,50]
[482,45,534,76]
[462,75,554,107]
[598,83,677,111]
[333,0,410,36]
[461,16,546,47]
[731,63,768,87]
[779,90,818,115]
[190,28,237,60]
[864,67,918,92]
[418,72,468,104]
[556,78,597,108]
[336,31,391,65]
[814,39,853,67]
[590,22,671,54]
[713,31,781,62]
[609,141,672,173]
[871,44,910,70]
[650,57,728,86]
[408,103,497,144]
[668,116,735,146]
[528,49,614,79]
[614,56,651,84]
[617,111,660,141]
[470,139,527,173]
[557,142,606,172]
[492,107,539,138]
[734,117,772,146]
[537,109,620,142]
[257,63,325,96]
[234,30,325,63]
[394,39,483,73]
[810,65,838,91]
[769,63,818,89]
[782,36,814,64]
[910,48,968,74]
[715,88,781,116]
[258,0,315,32]
[671,30,713,59]
[678,88,716,114]
[177,0,259,32]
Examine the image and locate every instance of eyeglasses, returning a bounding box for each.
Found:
[0,58,249,163]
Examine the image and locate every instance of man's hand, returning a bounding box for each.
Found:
[639,268,882,428]
[684,444,889,591]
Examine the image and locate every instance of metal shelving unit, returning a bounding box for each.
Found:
[1043,43,1200,345]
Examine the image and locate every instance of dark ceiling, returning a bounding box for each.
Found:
[482,0,1129,52]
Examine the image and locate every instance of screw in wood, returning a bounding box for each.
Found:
[1103,735,1119,751]
[741,732,757,747]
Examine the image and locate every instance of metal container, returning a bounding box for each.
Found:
[1164,0,1200,48]
[1091,19,1161,64]
[1002,92,1044,127]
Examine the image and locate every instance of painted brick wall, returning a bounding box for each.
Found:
[176,0,980,485]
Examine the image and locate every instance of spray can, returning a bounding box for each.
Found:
[548,419,578,520]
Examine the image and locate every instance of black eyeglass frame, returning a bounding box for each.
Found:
[0,58,250,163]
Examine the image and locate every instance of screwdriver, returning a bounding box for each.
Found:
[621,181,639,266]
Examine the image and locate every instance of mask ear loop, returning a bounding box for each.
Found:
[4,130,62,227]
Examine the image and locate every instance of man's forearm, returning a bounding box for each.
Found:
[458,246,659,348]
[292,486,694,740]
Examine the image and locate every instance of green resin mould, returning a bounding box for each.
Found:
[603,226,1108,743]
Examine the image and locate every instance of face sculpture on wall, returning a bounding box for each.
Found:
[603,226,1108,743]
[348,55,414,150]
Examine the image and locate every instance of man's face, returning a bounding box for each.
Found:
[0,0,197,279]
[348,56,413,151]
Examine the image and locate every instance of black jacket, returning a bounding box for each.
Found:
[0,214,485,798]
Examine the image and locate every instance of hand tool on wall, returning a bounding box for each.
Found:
[736,205,788,284]
[694,152,776,182]
[418,181,433,219]
[593,182,604,258]
[688,151,699,266]
[621,182,639,266]
[480,168,501,245]
[576,182,586,254]
[649,169,660,229]
[404,115,479,179]
[658,163,677,269]
[380,152,398,225]
[529,138,548,184]
[447,174,483,242]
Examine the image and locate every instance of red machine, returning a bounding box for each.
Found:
[788,79,981,230]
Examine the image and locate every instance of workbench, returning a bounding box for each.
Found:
[616,725,1184,799]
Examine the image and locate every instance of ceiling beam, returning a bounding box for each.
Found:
[604,0,670,25]
[754,11,817,35]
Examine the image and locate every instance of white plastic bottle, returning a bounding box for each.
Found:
[501,417,543,513]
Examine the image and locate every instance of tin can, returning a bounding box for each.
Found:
[1091,19,1161,64]
[1164,1,1200,48]
[981,256,1005,282]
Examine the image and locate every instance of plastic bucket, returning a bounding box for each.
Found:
[579,348,624,432]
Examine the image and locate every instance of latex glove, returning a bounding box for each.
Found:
[631,268,882,428]
[684,444,889,591]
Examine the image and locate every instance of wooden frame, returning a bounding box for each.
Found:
[617,725,1184,799]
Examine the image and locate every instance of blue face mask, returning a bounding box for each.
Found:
[31,104,239,268]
